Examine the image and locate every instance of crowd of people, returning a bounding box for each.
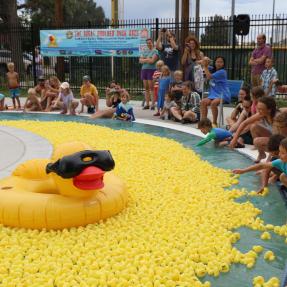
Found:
[138,30,287,193]
[0,70,135,121]
[1,31,287,193]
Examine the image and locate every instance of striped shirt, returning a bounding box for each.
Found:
[152,70,162,88]
[181,92,201,114]
[260,67,278,96]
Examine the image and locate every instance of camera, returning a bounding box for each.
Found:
[161,28,167,33]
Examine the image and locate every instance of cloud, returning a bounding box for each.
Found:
[96,0,285,20]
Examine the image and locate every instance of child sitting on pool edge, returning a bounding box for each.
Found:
[160,93,176,120]
[256,134,285,194]
[113,92,135,121]
[23,88,42,112]
[52,82,79,115]
[233,137,287,190]
[196,118,234,147]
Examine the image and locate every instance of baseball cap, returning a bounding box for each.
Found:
[38,76,45,81]
[82,75,90,81]
[60,82,70,89]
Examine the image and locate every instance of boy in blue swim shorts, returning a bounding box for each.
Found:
[6,62,21,109]
[196,118,233,146]
[0,93,5,111]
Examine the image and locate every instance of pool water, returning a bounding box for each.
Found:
[0,113,286,286]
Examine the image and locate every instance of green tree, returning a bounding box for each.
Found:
[22,0,106,26]
[0,0,25,73]
[201,15,230,46]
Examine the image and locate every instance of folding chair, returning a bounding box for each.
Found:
[218,80,244,128]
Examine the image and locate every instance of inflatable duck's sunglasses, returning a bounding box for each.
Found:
[46,150,115,179]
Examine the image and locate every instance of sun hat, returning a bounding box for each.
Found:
[60,82,70,89]
[82,75,91,81]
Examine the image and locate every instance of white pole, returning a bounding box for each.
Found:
[111,56,114,80]
[231,0,235,18]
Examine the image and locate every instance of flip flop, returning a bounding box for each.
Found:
[235,142,245,148]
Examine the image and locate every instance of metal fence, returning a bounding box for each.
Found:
[0,14,287,96]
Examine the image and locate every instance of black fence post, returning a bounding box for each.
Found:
[231,15,236,80]
[88,21,93,82]
[155,18,159,41]
[30,23,37,86]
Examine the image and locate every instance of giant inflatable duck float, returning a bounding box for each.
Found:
[0,142,128,230]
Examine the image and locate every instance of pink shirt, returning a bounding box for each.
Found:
[251,45,272,75]
[152,70,162,88]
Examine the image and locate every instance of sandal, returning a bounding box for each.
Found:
[143,106,150,110]
[235,142,245,148]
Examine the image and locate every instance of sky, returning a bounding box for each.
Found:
[96,0,286,19]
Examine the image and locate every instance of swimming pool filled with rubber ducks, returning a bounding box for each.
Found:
[0,112,286,287]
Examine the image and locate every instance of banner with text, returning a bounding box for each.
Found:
[40,28,150,57]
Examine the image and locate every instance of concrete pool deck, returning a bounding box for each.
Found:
[0,98,259,179]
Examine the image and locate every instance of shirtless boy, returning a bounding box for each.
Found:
[6,62,21,109]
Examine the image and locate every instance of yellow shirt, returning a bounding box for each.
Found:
[80,84,98,98]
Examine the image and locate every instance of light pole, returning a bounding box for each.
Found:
[229,0,235,46]
[271,0,276,45]
[195,0,200,39]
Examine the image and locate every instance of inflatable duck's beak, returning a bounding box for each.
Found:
[73,166,105,190]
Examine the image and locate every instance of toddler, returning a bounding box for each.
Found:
[154,65,171,116]
[160,93,176,120]
[114,93,135,121]
[170,70,184,107]
[152,60,164,110]
[23,88,42,112]
[260,57,277,97]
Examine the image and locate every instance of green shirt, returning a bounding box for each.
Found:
[141,49,158,70]
[196,130,217,146]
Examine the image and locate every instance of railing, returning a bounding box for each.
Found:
[0,14,287,96]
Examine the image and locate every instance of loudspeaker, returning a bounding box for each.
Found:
[234,14,250,36]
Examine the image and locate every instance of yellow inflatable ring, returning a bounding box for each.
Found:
[0,142,128,230]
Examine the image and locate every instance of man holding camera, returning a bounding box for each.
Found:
[156,28,179,75]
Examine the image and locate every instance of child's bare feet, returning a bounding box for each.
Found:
[60,109,67,114]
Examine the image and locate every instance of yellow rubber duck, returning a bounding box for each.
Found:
[0,142,127,230]
[48,34,58,47]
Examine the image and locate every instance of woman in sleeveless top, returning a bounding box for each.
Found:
[230,96,278,162]
[181,35,204,82]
